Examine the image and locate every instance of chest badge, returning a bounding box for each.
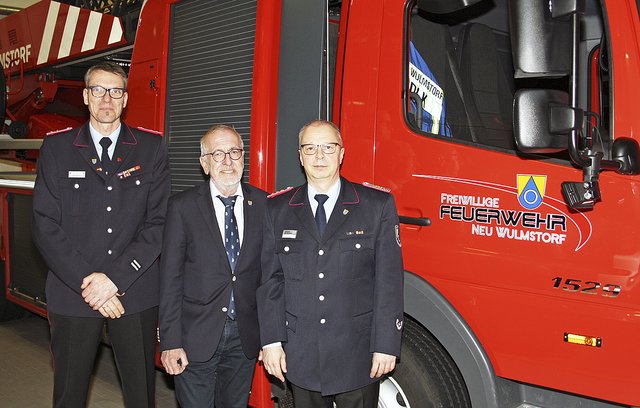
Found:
[282,229,298,239]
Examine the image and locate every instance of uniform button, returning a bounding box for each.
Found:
[107,186,113,191]
[318,249,324,255]
[319,295,325,301]
[222,307,228,313]
[284,246,290,252]
[107,228,113,233]
[107,206,112,212]
[136,180,141,185]
[232,276,237,282]
[320,318,326,324]
[355,243,361,249]
[285,320,289,326]
[108,250,112,255]
[74,183,79,189]
[318,273,324,279]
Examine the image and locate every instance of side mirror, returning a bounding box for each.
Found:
[514,89,584,153]
[509,0,575,78]
[612,138,640,175]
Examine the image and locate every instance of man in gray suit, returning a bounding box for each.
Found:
[258,119,404,407]
[159,125,267,407]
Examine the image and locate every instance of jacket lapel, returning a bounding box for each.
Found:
[236,184,254,270]
[322,178,359,242]
[72,123,106,180]
[111,124,137,175]
[196,182,230,273]
[290,184,322,242]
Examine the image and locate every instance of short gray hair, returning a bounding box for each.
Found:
[200,124,243,156]
[298,119,343,146]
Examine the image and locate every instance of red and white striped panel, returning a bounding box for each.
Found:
[35,1,125,66]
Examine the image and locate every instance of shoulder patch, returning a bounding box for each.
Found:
[362,181,391,193]
[268,186,294,198]
[136,126,163,136]
[46,127,73,136]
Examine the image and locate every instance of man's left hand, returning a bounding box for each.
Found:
[370,352,396,378]
[81,272,118,310]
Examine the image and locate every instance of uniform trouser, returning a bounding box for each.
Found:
[174,317,256,408]
[48,306,158,408]
[291,381,380,408]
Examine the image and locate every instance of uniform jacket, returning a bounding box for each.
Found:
[159,181,267,361]
[32,122,170,317]
[257,177,404,395]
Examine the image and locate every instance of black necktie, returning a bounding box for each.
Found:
[315,194,329,237]
[99,137,113,174]
[218,195,239,319]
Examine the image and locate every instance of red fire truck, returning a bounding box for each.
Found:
[2,0,639,407]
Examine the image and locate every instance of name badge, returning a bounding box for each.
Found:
[282,229,298,239]
[68,171,86,178]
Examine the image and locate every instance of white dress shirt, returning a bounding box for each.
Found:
[209,180,244,246]
[89,123,120,160]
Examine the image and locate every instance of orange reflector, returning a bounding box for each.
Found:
[564,332,602,347]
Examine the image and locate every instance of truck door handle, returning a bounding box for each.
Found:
[399,216,431,226]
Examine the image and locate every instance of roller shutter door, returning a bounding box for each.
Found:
[167,0,256,193]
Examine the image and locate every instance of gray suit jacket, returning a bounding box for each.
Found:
[159,181,267,361]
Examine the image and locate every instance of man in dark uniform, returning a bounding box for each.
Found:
[32,61,170,408]
[159,125,267,407]
[258,120,404,407]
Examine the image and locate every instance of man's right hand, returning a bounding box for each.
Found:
[261,345,287,382]
[161,348,189,375]
[97,296,125,319]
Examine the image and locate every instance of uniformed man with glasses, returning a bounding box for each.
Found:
[258,119,404,408]
[33,61,170,407]
[159,124,267,407]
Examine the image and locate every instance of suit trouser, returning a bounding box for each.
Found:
[174,317,256,408]
[48,306,158,408]
[291,380,380,408]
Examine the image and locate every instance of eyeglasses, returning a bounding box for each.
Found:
[202,148,244,162]
[299,143,342,155]
[87,86,126,99]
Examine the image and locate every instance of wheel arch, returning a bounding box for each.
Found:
[403,270,499,408]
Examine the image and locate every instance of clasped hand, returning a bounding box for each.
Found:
[81,272,121,317]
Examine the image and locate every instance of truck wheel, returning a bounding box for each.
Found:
[8,121,27,139]
[378,317,471,408]
[0,260,27,321]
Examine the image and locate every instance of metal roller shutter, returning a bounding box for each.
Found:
[167,0,256,193]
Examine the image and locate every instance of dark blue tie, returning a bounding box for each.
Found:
[218,195,239,320]
[315,194,329,237]
[99,137,113,174]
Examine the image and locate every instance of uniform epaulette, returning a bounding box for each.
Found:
[136,126,163,136]
[46,127,73,136]
[363,181,391,193]
[268,186,294,198]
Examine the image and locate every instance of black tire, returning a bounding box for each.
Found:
[0,260,28,321]
[381,317,471,408]
[8,121,28,139]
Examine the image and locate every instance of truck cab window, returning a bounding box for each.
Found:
[405,0,608,158]
[406,3,515,150]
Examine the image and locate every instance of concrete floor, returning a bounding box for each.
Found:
[0,313,179,408]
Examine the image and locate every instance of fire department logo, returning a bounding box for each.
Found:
[517,175,546,210]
